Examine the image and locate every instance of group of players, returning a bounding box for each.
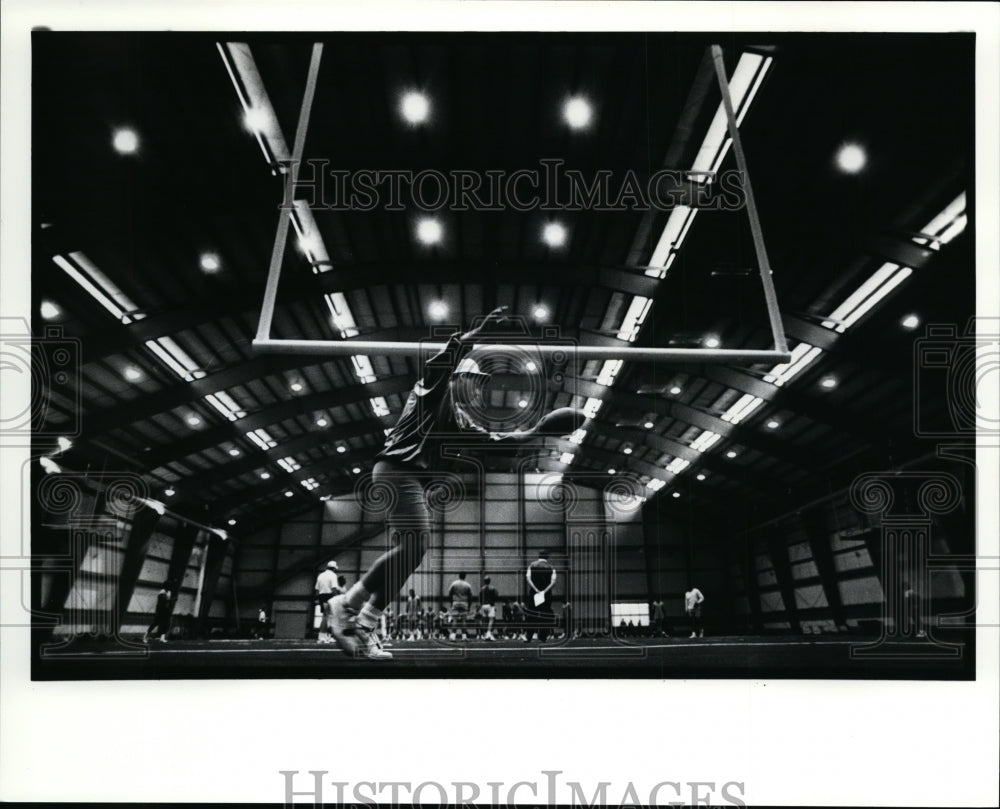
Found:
[314,552,565,647]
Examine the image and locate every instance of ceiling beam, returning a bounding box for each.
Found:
[69,262,662,362]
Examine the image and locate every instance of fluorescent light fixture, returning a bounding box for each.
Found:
[560,452,576,464]
[835,143,867,174]
[823,260,914,333]
[690,430,721,453]
[186,415,202,427]
[205,391,244,422]
[124,366,143,382]
[428,300,447,320]
[563,96,592,129]
[596,359,624,386]
[260,471,271,480]
[336,445,347,454]
[934,214,967,246]
[290,201,331,270]
[666,457,690,474]
[400,91,430,124]
[767,420,780,429]
[277,457,301,473]
[417,218,443,245]
[351,355,377,384]
[644,421,654,429]
[902,314,920,330]
[726,450,738,459]
[647,205,698,272]
[284,490,294,498]
[40,457,61,475]
[722,394,764,424]
[229,448,241,457]
[370,396,391,417]
[145,336,202,381]
[623,447,633,455]
[54,253,142,325]
[670,386,682,395]
[218,42,292,166]
[672,492,681,499]
[914,193,967,249]
[583,397,604,419]
[324,292,359,337]
[142,498,166,516]
[316,417,329,427]
[617,295,652,342]
[646,478,666,492]
[569,428,588,445]
[542,223,567,248]
[40,300,61,320]
[821,376,838,389]
[696,473,706,481]
[112,127,140,154]
[690,53,772,179]
[246,428,277,450]
[764,342,823,387]
[290,382,303,393]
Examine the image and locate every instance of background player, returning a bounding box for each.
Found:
[524,550,557,642]
[405,588,423,641]
[447,572,474,641]
[685,585,705,638]
[479,576,499,641]
[327,307,581,659]
[313,560,340,644]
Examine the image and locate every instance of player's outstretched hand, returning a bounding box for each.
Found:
[461,306,509,342]
[534,407,584,436]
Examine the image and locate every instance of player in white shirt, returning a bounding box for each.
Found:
[685,587,705,638]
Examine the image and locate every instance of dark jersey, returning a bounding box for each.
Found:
[377,335,468,469]
[480,585,499,607]
[527,559,554,591]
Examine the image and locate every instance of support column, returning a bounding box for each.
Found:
[115,502,166,629]
[767,536,802,634]
[195,536,230,636]
[743,533,763,634]
[801,508,847,630]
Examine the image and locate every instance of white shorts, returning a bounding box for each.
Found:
[481,604,496,619]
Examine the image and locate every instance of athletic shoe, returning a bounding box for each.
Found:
[689,632,697,639]
[328,595,360,656]
[354,624,393,660]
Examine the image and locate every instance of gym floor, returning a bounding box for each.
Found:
[33,632,973,680]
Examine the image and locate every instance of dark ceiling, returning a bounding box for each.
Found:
[32,31,975,534]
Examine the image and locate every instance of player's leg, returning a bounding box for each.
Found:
[330,462,430,659]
